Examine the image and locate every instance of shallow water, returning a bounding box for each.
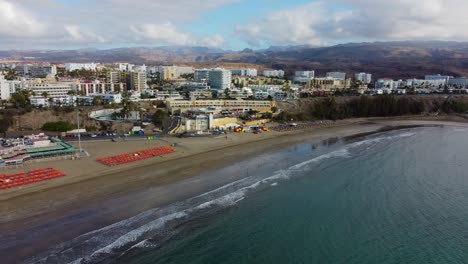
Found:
[27,126,468,263]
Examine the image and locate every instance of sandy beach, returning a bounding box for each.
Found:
[1,116,468,263]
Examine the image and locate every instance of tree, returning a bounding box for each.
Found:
[0,113,14,136]
[41,121,75,132]
[92,96,103,106]
[41,91,49,98]
[10,90,31,108]
[153,109,167,127]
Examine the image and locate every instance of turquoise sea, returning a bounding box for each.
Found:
[28,126,468,264]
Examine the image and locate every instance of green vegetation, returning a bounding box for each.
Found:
[153,109,168,127]
[275,95,426,122]
[41,121,76,132]
[10,90,32,108]
[0,113,14,136]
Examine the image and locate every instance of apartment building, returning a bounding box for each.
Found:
[355,73,372,84]
[263,70,285,78]
[65,63,98,72]
[15,65,57,77]
[326,72,346,80]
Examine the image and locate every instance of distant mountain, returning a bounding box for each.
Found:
[2,41,468,79]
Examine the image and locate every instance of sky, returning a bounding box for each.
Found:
[1,0,468,50]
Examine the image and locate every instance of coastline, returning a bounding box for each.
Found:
[1,116,468,263]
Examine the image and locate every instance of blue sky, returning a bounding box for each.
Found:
[0,0,466,50]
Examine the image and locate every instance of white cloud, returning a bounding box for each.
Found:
[0,0,237,49]
[130,23,226,47]
[64,25,105,43]
[235,0,468,47]
[0,0,46,37]
[235,2,327,47]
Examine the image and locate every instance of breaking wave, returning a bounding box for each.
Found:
[26,131,416,264]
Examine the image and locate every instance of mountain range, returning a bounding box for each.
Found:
[2,41,468,79]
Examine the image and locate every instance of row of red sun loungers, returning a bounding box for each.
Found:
[0,168,67,190]
[96,146,175,167]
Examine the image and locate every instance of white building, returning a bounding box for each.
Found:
[263,70,285,78]
[355,72,372,84]
[448,77,468,88]
[25,83,74,97]
[0,74,11,100]
[425,74,451,83]
[326,72,346,80]
[65,63,98,72]
[375,79,402,90]
[295,71,315,78]
[405,79,446,88]
[231,68,258,77]
[209,68,232,90]
[15,65,57,77]
[75,81,127,95]
[118,63,135,72]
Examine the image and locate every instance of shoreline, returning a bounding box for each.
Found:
[1,116,468,263]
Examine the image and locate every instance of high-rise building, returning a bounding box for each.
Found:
[355,72,372,84]
[209,68,232,90]
[195,69,211,82]
[0,74,11,100]
[326,72,346,80]
[294,70,314,83]
[130,72,147,91]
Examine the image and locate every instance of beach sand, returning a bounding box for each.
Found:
[1,116,467,263]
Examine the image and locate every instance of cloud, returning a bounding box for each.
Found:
[0,0,238,49]
[235,2,327,47]
[130,23,226,47]
[0,0,46,37]
[235,0,468,47]
[64,25,105,43]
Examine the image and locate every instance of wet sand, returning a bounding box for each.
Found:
[1,117,467,263]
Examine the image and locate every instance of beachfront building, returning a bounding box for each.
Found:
[355,73,372,84]
[65,63,98,72]
[263,70,285,78]
[166,99,275,114]
[0,134,76,166]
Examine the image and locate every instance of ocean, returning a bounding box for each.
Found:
[28,126,468,264]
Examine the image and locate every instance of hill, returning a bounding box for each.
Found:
[2,41,468,79]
